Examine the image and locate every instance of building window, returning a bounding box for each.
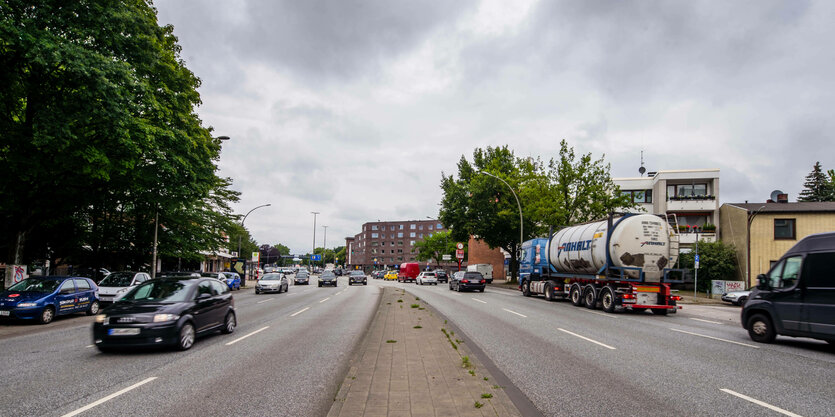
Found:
[371,225,378,230]
[429,225,433,230]
[390,226,395,231]
[371,242,378,247]
[437,223,442,229]
[672,184,708,198]
[397,249,403,253]
[774,219,796,240]
[397,232,403,238]
[399,224,404,230]
[621,190,652,203]
[410,240,415,246]
[390,242,395,246]
[419,225,423,230]
[390,234,394,239]
[371,233,378,238]
[410,232,416,238]
[419,233,423,238]
[398,241,403,245]
[410,224,416,230]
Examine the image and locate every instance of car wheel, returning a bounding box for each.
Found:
[221,312,236,334]
[284,284,289,292]
[255,289,261,294]
[737,296,748,306]
[177,322,195,350]
[86,300,100,315]
[39,306,55,324]
[479,288,485,292]
[747,313,776,343]
[318,283,322,287]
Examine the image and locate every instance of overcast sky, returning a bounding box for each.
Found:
[154,0,834,254]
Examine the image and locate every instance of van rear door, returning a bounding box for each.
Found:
[800,252,835,339]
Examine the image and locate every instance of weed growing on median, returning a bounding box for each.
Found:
[415,297,420,300]
[474,401,484,409]
[461,356,472,368]
[468,370,475,376]
[397,299,403,303]
[386,340,397,343]
[483,377,489,381]
[455,339,463,343]
[411,304,419,308]
[492,385,504,389]
[444,319,447,324]
[413,325,422,329]
[441,328,458,350]
[481,393,493,399]
[418,307,425,310]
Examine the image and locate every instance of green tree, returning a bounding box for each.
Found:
[678,240,739,293]
[798,162,835,202]
[334,246,346,266]
[414,231,457,266]
[0,1,238,269]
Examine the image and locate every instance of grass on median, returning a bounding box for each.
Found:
[411,304,419,308]
[386,340,397,343]
[474,401,484,409]
[413,325,422,329]
[481,393,493,399]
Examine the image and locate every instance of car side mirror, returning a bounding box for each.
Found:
[756,274,771,290]
[197,293,212,300]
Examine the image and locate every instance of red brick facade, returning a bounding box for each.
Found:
[466,237,506,280]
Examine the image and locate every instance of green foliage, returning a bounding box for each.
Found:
[678,240,739,292]
[798,162,835,202]
[411,304,419,308]
[481,393,493,399]
[474,401,484,409]
[414,230,457,265]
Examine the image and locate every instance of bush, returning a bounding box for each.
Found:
[678,240,739,293]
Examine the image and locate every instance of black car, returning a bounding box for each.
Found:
[348,271,367,286]
[449,271,486,292]
[434,269,448,283]
[295,271,311,285]
[92,277,236,352]
[319,271,337,287]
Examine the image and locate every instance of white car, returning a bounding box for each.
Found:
[721,289,752,306]
[416,272,438,286]
[97,271,151,303]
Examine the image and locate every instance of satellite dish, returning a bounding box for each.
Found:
[638,166,646,175]
[770,190,784,202]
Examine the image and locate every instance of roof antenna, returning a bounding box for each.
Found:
[638,150,646,176]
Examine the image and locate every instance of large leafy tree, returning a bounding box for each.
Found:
[414,230,456,266]
[0,0,238,270]
[798,162,835,202]
[678,240,739,293]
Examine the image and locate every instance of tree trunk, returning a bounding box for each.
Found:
[13,229,26,265]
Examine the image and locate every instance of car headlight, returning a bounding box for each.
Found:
[17,302,38,307]
[116,287,129,294]
[95,314,107,323]
[153,314,180,323]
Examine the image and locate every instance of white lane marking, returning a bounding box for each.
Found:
[86,345,94,348]
[720,389,803,417]
[690,318,722,325]
[61,377,157,417]
[558,328,617,350]
[256,298,274,304]
[290,307,310,317]
[669,328,759,349]
[502,308,527,318]
[588,311,617,319]
[319,297,331,303]
[471,298,487,304]
[225,326,270,346]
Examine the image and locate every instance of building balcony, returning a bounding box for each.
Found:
[678,232,716,245]
[666,196,718,212]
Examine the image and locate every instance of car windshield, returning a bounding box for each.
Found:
[464,272,483,279]
[99,272,135,287]
[322,272,335,278]
[261,274,282,280]
[7,278,61,293]
[351,271,365,276]
[423,272,436,277]
[119,280,192,303]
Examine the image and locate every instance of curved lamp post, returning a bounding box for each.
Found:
[238,203,271,284]
[477,170,523,281]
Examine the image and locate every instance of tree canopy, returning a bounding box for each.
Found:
[798,162,835,202]
[414,230,457,266]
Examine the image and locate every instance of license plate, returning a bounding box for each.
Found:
[108,328,140,336]
[0,310,9,316]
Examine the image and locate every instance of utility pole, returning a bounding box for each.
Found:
[151,211,159,278]
[322,225,328,266]
[311,212,319,270]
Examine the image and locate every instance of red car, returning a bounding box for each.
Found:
[397,263,420,283]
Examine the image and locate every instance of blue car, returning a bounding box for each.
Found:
[0,276,100,324]
[222,272,241,291]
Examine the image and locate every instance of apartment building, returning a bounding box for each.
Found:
[345,219,453,271]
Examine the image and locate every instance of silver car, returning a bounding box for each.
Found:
[721,289,752,306]
[97,271,151,303]
[256,273,289,294]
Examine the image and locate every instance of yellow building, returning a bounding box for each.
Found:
[720,202,835,286]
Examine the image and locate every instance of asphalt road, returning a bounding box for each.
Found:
[0,275,380,417]
[377,278,835,417]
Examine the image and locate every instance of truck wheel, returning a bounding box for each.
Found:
[522,281,532,297]
[747,313,776,343]
[651,308,669,316]
[583,287,597,309]
[570,285,583,306]
[544,284,554,301]
[600,287,616,313]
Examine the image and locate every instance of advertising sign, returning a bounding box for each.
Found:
[442,254,452,261]
[456,249,464,259]
[711,280,745,297]
[252,252,260,262]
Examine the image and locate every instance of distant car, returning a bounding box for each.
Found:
[449,271,486,292]
[348,271,367,286]
[416,272,438,286]
[319,271,337,287]
[334,268,343,276]
[200,272,237,291]
[295,271,310,285]
[98,271,151,303]
[222,272,242,291]
[434,270,448,283]
[721,288,752,306]
[0,276,100,324]
[93,277,236,352]
[384,270,398,281]
[256,273,289,294]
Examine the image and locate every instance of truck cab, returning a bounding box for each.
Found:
[519,238,550,288]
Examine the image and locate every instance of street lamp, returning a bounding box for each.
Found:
[322,225,328,266]
[238,203,271,284]
[311,212,320,270]
[477,170,523,281]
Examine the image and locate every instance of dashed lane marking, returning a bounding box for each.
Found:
[670,328,759,349]
[502,308,527,318]
[720,389,803,417]
[290,307,310,317]
[588,311,617,319]
[558,328,616,350]
[225,326,270,346]
[690,318,723,325]
[61,377,157,417]
[256,298,274,304]
[472,298,487,304]
[319,297,331,303]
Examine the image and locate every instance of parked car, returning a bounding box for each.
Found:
[449,271,486,292]
[200,272,234,289]
[256,273,288,294]
[384,270,398,281]
[398,262,420,283]
[93,276,236,352]
[721,288,752,306]
[742,232,835,344]
[416,272,438,286]
[434,270,448,283]
[0,276,100,324]
[222,272,242,291]
[319,271,337,287]
[98,271,151,304]
[295,270,311,285]
[348,271,367,286]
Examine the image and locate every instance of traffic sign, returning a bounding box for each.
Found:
[456,242,464,250]
[694,254,700,269]
[311,254,322,261]
[456,249,464,259]
[442,254,452,261]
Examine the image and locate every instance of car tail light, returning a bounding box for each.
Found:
[480,280,486,283]
[462,280,469,283]
[671,296,682,301]
[622,293,635,299]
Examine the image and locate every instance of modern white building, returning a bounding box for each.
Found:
[614,169,720,246]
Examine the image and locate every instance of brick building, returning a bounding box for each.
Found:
[345,219,457,271]
[466,237,507,280]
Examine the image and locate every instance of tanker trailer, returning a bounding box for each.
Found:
[519,213,685,314]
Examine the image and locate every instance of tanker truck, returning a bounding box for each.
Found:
[518,213,685,314]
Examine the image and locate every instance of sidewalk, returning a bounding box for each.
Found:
[328,287,522,417]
